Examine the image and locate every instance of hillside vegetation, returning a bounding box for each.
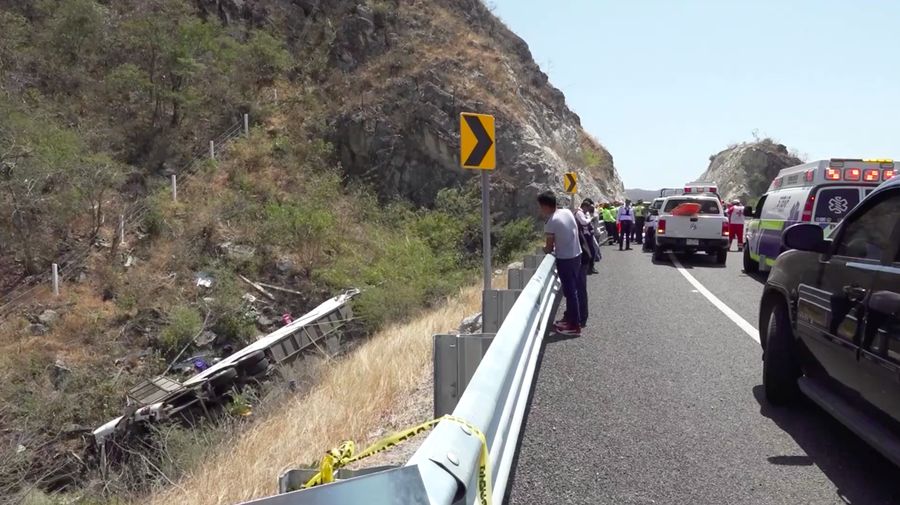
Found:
[0,0,620,502]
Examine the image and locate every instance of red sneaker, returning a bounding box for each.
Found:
[554,322,581,335]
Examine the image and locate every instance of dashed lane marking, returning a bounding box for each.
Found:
[670,254,760,343]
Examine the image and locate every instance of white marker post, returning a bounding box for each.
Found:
[118,214,125,245]
[209,140,215,160]
[243,113,250,136]
[171,174,178,202]
[52,263,59,297]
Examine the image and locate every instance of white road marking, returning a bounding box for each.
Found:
[670,254,760,343]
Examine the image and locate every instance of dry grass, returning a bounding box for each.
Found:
[143,275,502,505]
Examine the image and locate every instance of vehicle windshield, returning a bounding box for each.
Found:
[663,198,721,214]
[650,199,664,210]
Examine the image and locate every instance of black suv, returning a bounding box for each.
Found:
[760,176,900,465]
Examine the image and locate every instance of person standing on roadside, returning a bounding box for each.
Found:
[575,199,600,275]
[538,191,585,335]
[601,203,618,245]
[617,199,635,251]
[633,200,647,244]
[726,199,746,250]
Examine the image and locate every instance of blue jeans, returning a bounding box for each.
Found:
[556,256,585,326]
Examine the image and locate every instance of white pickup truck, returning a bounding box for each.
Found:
[652,195,730,264]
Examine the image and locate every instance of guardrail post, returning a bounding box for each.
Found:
[508,268,537,290]
[52,263,59,297]
[482,289,523,333]
[433,333,495,416]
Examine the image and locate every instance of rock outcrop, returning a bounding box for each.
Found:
[698,139,802,202]
[209,0,624,218]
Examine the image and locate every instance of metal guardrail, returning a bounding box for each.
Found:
[240,254,560,505]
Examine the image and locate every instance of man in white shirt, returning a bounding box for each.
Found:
[539,191,585,335]
[726,199,746,250]
[616,199,636,251]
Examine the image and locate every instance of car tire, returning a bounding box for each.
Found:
[242,358,270,377]
[237,350,266,367]
[716,248,728,265]
[743,247,758,274]
[762,300,800,405]
[207,367,238,396]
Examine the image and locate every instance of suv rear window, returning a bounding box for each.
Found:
[663,198,721,214]
[815,188,861,223]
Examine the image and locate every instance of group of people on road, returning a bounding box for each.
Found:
[539,191,749,336]
[599,200,650,250]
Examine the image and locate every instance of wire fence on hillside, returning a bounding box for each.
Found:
[0,117,249,317]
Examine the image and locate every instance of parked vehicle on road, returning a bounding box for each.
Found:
[642,197,665,251]
[652,194,729,263]
[759,175,900,466]
[743,159,894,274]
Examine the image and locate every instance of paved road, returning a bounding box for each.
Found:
[507,246,900,505]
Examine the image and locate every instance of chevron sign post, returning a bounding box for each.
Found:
[461,112,496,291]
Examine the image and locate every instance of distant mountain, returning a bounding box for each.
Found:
[625,188,660,202]
[697,139,802,202]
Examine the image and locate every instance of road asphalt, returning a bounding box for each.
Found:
[506,245,900,505]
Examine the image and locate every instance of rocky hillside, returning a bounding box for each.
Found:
[0,0,620,501]
[290,0,625,213]
[698,139,803,202]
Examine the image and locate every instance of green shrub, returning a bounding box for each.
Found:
[495,218,538,263]
[160,306,203,352]
[262,201,336,248]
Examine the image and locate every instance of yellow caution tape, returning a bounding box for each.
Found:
[302,415,492,504]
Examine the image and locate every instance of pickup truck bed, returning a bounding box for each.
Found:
[654,196,729,264]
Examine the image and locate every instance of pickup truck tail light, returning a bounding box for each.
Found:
[801,194,816,222]
[657,219,666,235]
[722,221,729,237]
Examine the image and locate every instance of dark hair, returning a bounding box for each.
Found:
[537,191,557,208]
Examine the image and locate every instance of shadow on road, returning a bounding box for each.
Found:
[650,252,727,269]
[753,385,900,504]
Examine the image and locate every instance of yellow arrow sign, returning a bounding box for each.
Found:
[460,113,496,170]
[564,172,577,194]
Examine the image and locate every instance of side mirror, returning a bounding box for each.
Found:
[783,223,828,253]
[744,206,754,218]
[650,209,659,216]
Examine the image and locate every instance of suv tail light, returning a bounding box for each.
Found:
[722,221,729,237]
[845,168,861,181]
[801,194,816,222]
[657,219,666,235]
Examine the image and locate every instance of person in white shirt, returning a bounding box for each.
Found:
[539,191,586,335]
[726,199,746,250]
[616,199,636,251]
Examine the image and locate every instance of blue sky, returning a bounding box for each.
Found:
[489,0,900,189]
